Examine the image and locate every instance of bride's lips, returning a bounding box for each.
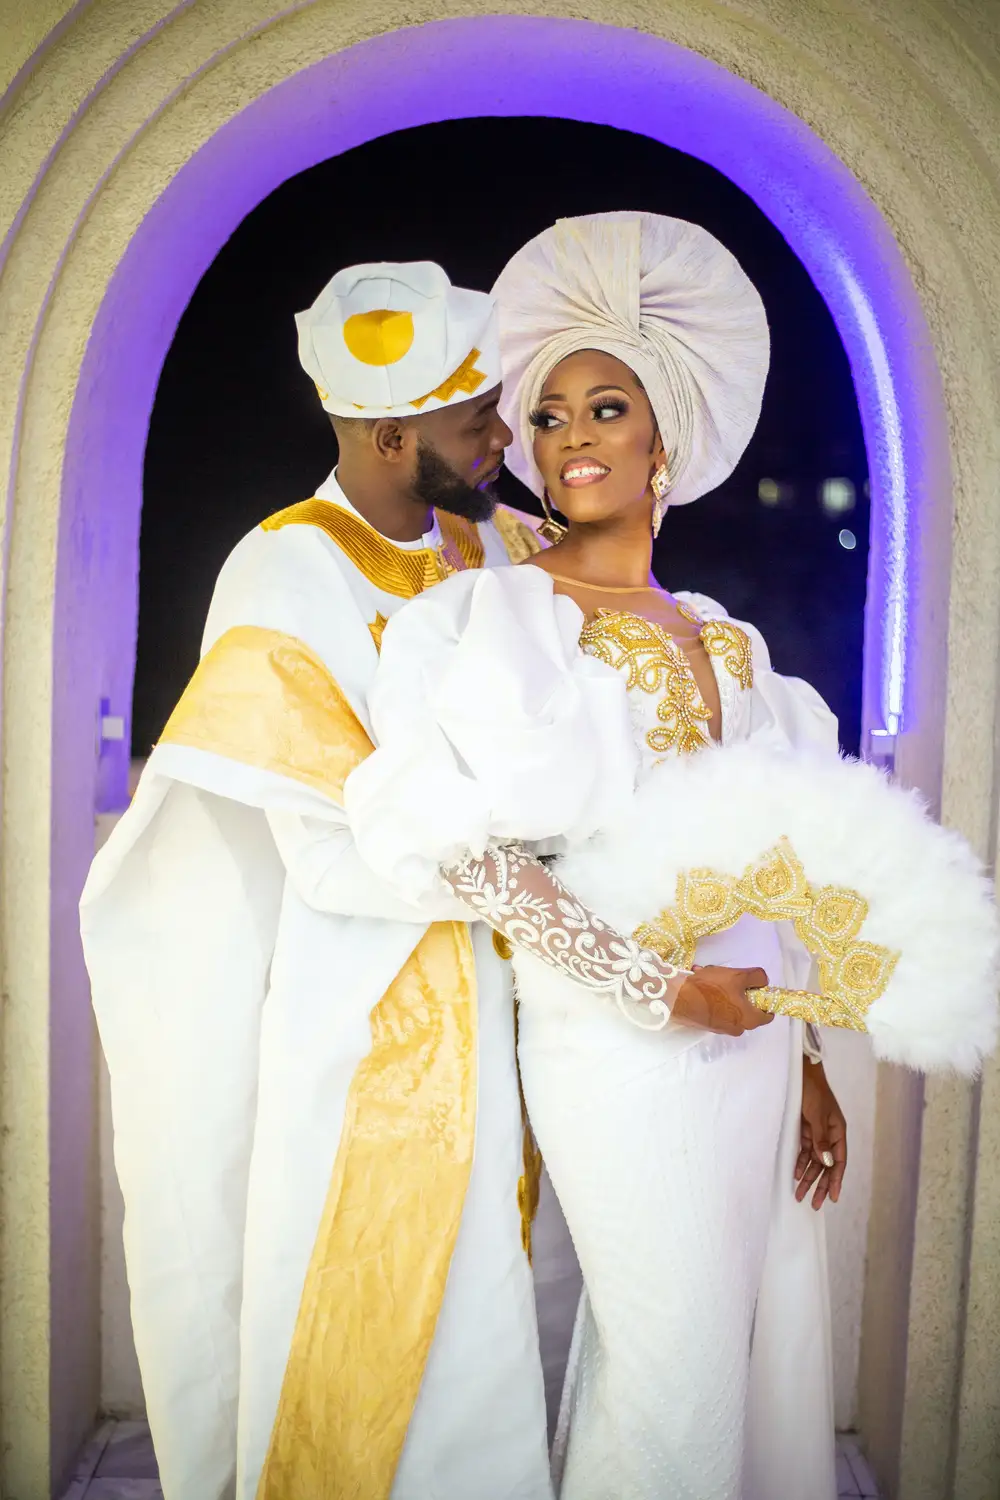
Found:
[560,459,611,488]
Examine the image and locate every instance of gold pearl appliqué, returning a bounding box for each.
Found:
[579,607,755,757]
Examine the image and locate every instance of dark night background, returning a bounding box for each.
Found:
[137,117,868,755]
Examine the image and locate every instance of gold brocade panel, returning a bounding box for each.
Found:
[258,922,477,1500]
[160,625,373,798]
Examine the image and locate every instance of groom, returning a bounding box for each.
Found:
[81,261,554,1500]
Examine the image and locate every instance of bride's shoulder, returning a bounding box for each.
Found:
[673,590,772,670]
[675,590,839,750]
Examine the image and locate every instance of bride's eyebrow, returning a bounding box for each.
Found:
[538,384,629,401]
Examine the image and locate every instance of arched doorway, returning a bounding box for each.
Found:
[5,9,996,1497]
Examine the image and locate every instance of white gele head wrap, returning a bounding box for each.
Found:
[492,212,770,506]
[296,260,500,419]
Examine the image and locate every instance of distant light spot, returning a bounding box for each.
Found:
[758,478,794,507]
[821,477,856,515]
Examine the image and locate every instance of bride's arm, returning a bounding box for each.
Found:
[443,842,772,1037]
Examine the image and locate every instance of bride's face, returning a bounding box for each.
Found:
[529,349,666,527]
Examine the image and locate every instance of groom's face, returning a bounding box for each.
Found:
[409,383,513,515]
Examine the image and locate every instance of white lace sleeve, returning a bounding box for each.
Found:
[443,843,687,1031]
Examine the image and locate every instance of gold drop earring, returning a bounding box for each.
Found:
[651,463,671,539]
[538,488,569,544]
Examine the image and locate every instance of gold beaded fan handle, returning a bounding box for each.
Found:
[747,986,867,1033]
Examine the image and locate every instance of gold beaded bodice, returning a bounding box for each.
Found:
[578,599,755,766]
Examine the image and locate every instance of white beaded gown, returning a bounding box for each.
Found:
[519,591,838,1500]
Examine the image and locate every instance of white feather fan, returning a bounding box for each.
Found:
[517,743,999,1075]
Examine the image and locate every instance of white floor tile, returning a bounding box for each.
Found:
[94,1421,158,1479]
[837,1447,862,1496]
[846,1445,881,1497]
[58,1421,116,1500]
[837,1434,881,1498]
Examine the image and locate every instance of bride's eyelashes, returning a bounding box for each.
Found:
[590,396,628,420]
[528,396,630,430]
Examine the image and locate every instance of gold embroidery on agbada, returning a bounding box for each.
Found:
[368,612,389,654]
[634,838,899,1032]
[493,505,544,564]
[159,626,476,1500]
[261,499,484,596]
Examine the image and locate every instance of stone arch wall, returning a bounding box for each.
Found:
[2,4,999,1496]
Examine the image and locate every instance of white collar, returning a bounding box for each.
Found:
[315,469,442,552]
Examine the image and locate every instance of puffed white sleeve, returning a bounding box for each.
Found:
[343,567,689,1028]
[343,565,639,905]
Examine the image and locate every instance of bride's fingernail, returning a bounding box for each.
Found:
[821,1151,834,1169]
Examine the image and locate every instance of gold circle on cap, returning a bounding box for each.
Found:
[343,309,414,366]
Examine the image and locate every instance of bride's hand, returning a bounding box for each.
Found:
[795,1060,847,1209]
[671,966,774,1036]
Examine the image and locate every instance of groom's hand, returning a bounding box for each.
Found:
[672,966,773,1036]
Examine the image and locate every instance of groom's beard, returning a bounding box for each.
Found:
[413,439,498,524]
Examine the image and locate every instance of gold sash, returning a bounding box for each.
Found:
[161,626,477,1500]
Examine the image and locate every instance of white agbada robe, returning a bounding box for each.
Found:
[80,475,555,1500]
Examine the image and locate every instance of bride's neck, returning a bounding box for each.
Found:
[545,519,656,589]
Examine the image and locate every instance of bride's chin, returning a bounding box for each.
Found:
[551,490,622,526]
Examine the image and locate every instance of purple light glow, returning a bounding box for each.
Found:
[62,15,949,811]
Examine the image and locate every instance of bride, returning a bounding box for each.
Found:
[345,211,847,1499]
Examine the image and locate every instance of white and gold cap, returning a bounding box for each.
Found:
[296,261,500,419]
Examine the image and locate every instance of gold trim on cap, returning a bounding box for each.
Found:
[409,346,487,409]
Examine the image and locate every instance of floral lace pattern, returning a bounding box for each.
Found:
[443,842,683,1030]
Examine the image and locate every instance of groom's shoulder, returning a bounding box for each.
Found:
[223,496,369,582]
[208,498,364,624]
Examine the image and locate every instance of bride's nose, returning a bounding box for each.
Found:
[561,409,596,448]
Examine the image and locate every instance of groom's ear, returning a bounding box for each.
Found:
[371,417,411,464]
